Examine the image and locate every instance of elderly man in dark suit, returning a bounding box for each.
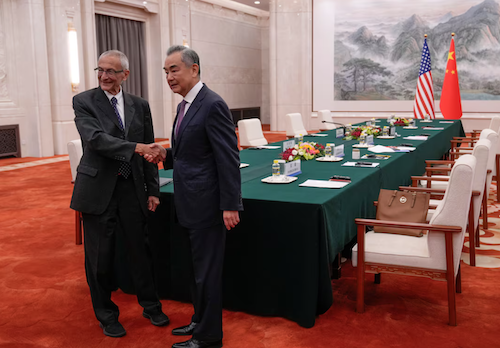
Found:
[70,50,169,338]
[147,45,243,348]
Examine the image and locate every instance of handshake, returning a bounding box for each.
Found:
[135,143,167,164]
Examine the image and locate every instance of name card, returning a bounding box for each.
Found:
[283,139,296,151]
[284,159,301,176]
[366,135,374,145]
[334,144,345,157]
[336,128,344,138]
[390,127,396,136]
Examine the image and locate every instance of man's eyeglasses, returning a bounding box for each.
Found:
[94,68,124,76]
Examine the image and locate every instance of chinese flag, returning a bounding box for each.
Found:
[440,36,462,119]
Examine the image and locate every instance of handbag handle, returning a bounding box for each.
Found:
[388,190,397,206]
[388,190,418,208]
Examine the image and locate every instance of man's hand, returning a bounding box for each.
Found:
[223,210,240,230]
[147,196,160,212]
[137,143,166,163]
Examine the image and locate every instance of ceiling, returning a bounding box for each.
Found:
[230,0,269,12]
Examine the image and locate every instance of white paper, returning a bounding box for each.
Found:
[439,121,454,123]
[396,146,416,152]
[404,136,428,141]
[422,127,444,130]
[239,163,249,168]
[368,145,416,153]
[253,145,281,149]
[342,162,380,168]
[309,133,328,137]
[367,145,395,153]
[299,179,349,189]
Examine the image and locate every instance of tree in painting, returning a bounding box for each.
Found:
[334,0,500,101]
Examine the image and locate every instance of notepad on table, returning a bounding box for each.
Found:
[159,177,173,186]
[342,162,380,168]
[251,145,281,149]
[299,179,349,189]
[404,136,428,141]
[422,127,444,130]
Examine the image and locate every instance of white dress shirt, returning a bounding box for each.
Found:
[104,88,125,128]
[179,80,204,119]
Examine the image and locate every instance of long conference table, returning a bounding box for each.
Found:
[116,118,464,328]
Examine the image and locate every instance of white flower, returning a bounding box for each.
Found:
[294,144,299,150]
[299,150,304,156]
[288,155,294,161]
[292,149,298,155]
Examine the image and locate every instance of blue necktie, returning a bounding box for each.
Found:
[111,97,131,178]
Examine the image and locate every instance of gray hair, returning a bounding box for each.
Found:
[166,45,201,76]
[98,50,129,70]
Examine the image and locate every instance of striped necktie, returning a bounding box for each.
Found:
[111,97,131,178]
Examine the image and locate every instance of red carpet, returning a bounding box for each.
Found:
[1,131,500,347]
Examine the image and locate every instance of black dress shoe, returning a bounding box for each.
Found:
[172,322,197,336]
[172,338,222,348]
[99,321,126,337]
[143,310,170,326]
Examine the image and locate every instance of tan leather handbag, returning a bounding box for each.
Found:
[374,189,430,237]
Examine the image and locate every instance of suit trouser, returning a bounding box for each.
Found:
[82,176,162,325]
[186,224,226,342]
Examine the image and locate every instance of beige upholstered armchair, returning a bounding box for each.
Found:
[285,113,307,138]
[352,155,476,326]
[237,118,268,148]
[67,139,83,245]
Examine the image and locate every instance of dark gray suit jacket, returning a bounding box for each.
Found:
[164,85,243,229]
[70,87,159,216]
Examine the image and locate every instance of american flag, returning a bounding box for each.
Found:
[413,38,435,119]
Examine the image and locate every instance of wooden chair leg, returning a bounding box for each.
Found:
[483,184,488,230]
[496,154,500,202]
[356,224,365,313]
[374,273,381,284]
[445,233,457,326]
[75,211,83,245]
[468,197,476,267]
[456,265,462,294]
[476,224,480,248]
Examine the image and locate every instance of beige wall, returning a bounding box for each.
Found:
[190,1,267,113]
[0,0,269,157]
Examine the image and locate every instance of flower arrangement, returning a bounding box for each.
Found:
[393,117,410,126]
[280,142,325,162]
[344,125,382,141]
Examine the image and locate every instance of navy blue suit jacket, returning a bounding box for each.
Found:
[164,85,243,229]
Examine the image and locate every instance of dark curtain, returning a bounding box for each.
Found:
[95,14,148,100]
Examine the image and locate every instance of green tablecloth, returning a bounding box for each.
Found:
[142,119,465,328]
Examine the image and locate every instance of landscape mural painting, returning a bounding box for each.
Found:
[334,0,500,101]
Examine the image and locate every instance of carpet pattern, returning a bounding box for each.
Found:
[462,184,500,268]
[1,131,499,348]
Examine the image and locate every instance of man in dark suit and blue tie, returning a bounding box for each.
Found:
[147,45,243,348]
[70,50,169,338]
